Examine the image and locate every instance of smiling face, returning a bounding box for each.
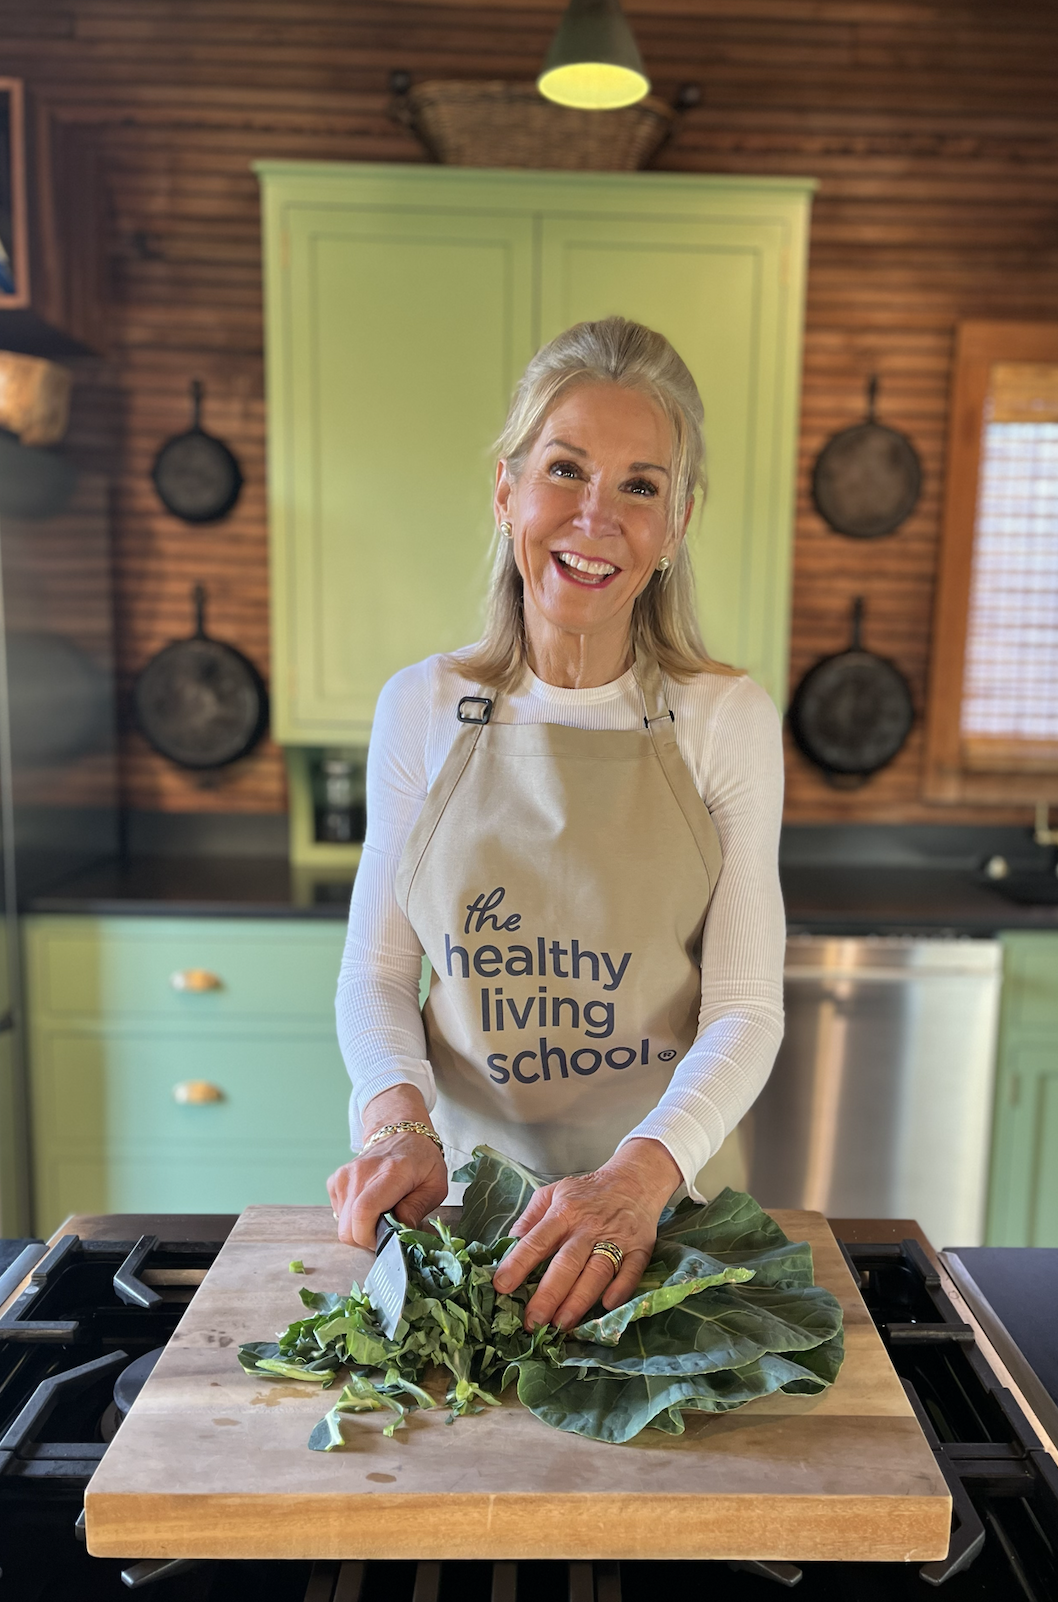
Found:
[494,382,689,680]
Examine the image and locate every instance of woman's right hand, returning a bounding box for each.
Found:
[327,1090,448,1248]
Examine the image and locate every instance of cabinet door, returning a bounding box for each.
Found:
[987,933,1058,1245]
[268,201,535,741]
[24,915,353,1235]
[539,211,803,702]
[31,1029,352,1234]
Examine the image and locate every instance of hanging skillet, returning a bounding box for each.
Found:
[788,597,913,787]
[151,379,243,524]
[133,586,268,770]
[812,376,922,539]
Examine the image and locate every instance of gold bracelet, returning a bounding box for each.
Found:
[363,1120,444,1156]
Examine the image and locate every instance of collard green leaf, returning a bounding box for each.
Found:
[385,1373,436,1409]
[298,1287,344,1314]
[309,1377,408,1450]
[252,1356,338,1383]
[335,1374,390,1412]
[237,1341,279,1374]
[520,1336,849,1444]
[314,1316,390,1369]
[455,1145,545,1246]
[571,1265,753,1344]
[648,1407,686,1435]
[517,1357,799,1444]
[658,1189,793,1257]
[649,1239,814,1291]
[564,1282,843,1378]
[650,1190,816,1291]
[776,1331,845,1393]
[308,1408,347,1451]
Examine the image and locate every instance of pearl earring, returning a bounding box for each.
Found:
[656,556,671,572]
[499,522,513,538]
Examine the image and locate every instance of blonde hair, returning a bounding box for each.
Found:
[457,316,741,692]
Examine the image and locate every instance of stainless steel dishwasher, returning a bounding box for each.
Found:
[747,936,1002,1248]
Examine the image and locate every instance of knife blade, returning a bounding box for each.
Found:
[363,1213,408,1340]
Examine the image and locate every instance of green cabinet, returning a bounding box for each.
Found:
[257,163,814,743]
[24,916,351,1235]
[987,932,1058,1246]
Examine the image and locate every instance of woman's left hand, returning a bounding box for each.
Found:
[491,1138,682,1331]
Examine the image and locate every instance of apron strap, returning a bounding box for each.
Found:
[634,651,724,892]
[394,707,491,915]
[634,651,674,730]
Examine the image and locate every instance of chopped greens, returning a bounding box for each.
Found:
[288,1260,306,1274]
[238,1144,844,1448]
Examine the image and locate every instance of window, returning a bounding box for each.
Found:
[0,81,27,305]
[925,323,1058,804]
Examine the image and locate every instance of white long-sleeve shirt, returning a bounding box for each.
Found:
[335,652,786,1197]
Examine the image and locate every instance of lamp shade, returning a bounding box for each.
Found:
[537,0,651,111]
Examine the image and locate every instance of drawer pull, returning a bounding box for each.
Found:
[170,969,223,993]
[173,1080,225,1105]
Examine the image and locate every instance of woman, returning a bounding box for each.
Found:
[329,316,784,1335]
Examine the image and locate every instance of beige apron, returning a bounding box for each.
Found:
[394,655,745,1196]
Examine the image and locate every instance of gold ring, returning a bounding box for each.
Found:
[591,1240,623,1274]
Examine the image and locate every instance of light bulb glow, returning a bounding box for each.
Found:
[537,62,650,111]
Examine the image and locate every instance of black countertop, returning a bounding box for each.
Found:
[25,851,1058,934]
[781,865,1058,935]
[27,854,355,919]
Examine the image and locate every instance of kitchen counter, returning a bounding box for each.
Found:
[27,851,1058,933]
[782,864,1058,934]
[26,854,354,919]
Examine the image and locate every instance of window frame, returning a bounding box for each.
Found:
[924,320,1058,805]
[0,79,28,309]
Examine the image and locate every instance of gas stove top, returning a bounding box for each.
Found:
[0,1225,1056,1602]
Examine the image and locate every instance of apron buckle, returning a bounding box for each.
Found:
[458,695,494,725]
[643,710,676,728]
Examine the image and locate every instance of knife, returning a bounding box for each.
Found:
[363,1213,408,1340]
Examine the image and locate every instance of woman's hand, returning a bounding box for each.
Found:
[491,1138,682,1330]
[327,1087,448,1248]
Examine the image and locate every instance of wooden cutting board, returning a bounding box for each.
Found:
[84,1205,951,1563]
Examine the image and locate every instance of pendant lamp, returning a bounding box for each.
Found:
[537,0,651,111]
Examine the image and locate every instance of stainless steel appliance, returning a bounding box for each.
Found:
[0,449,118,1235]
[749,936,1002,1248]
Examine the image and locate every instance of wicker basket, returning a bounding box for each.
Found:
[398,81,674,172]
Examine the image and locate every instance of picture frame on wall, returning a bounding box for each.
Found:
[0,80,29,306]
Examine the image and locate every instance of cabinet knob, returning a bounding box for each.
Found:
[173,1080,225,1105]
[170,969,223,993]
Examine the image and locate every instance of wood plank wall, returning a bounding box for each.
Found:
[2,0,1057,822]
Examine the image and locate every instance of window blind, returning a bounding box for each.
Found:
[960,362,1058,768]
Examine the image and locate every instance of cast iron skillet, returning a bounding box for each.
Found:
[812,376,922,539]
[133,586,268,769]
[788,597,914,786]
[151,380,243,524]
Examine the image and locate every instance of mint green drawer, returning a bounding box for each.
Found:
[32,1029,352,1153]
[25,916,347,1024]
